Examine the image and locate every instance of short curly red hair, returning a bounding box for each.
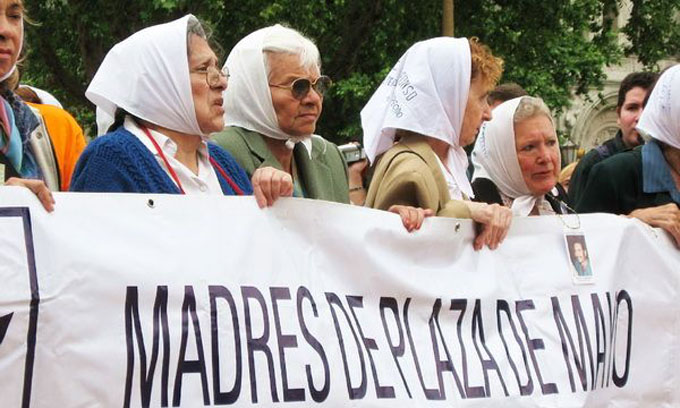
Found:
[469,37,503,91]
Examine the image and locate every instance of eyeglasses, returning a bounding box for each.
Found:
[269,75,332,100]
[191,65,229,88]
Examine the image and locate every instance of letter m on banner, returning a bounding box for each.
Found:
[0,208,40,408]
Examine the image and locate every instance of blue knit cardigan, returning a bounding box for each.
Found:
[70,127,253,195]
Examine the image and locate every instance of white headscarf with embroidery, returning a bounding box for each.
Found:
[360,37,473,199]
[637,64,680,149]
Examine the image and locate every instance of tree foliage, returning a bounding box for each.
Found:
[624,0,680,67]
[21,0,678,143]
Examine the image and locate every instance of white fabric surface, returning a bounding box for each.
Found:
[474,97,560,216]
[434,154,462,200]
[360,37,473,199]
[123,116,222,195]
[223,25,312,149]
[637,64,680,150]
[2,188,680,406]
[86,15,204,137]
[23,86,63,108]
[95,107,114,136]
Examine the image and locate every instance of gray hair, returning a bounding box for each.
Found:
[513,96,554,126]
[262,24,321,79]
[186,16,207,57]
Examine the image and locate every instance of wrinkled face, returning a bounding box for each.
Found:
[189,35,227,134]
[573,242,586,263]
[514,114,560,196]
[0,0,23,78]
[268,53,323,137]
[460,76,492,147]
[617,86,647,148]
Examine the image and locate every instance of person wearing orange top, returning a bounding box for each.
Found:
[24,102,86,191]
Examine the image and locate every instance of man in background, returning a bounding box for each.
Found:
[569,72,658,205]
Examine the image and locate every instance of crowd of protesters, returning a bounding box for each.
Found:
[1,2,679,248]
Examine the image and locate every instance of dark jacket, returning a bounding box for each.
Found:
[471,177,572,214]
[70,127,252,195]
[570,130,638,206]
[575,147,677,214]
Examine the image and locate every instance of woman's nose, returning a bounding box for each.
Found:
[301,86,322,105]
[215,75,228,91]
[536,144,551,164]
[481,101,492,121]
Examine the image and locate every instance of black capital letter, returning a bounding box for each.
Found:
[242,286,279,403]
[173,286,210,406]
[297,287,330,402]
[209,285,242,404]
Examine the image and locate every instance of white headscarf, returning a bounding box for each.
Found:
[223,25,315,149]
[86,15,204,136]
[637,64,680,150]
[360,37,473,198]
[475,97,560,216]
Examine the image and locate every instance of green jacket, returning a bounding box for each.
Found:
[212,126,350,204]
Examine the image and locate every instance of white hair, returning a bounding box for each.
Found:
[262,24,321,79]
[513,96,554,126]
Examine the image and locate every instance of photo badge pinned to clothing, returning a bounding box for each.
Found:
[563,230,594,285]
[0,163,5,185]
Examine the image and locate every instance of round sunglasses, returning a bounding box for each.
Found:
[269,75,332,99]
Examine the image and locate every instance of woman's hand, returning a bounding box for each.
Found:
[628,203,680,248]
[465,201,512,250]
[6,177,55,212]
[251,167,294,208]
[348,159,368,206]
[388,205,434,232]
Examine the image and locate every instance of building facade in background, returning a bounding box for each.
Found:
[558,1,678,155]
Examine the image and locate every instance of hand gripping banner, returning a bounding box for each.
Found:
[0,187,679,407]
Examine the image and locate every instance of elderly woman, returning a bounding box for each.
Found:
[211,25,352,204]
[576,65,680,247]
[362,37,512,249]
[0,0,55,210]
[471,96,571,215]
[70,16,291,207]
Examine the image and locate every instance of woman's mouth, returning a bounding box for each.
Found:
[298,113,318,121]
[533,170,553,179]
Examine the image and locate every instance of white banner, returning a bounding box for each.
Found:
[0,187,679,407]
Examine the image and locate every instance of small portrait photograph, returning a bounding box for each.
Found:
[565,233,594,282]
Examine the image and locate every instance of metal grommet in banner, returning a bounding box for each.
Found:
[147,199,155,209]
[455,222,461,232]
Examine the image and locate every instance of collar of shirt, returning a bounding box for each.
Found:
[642,139,680,203]
[434,153,463,200]
[124,116,210,161]
[123,116,223,194]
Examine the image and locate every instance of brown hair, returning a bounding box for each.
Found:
[15,85,40,103]
[488,82,527,105]
[468,37,503,91]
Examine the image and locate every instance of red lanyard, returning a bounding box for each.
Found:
[141,127,244,195]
